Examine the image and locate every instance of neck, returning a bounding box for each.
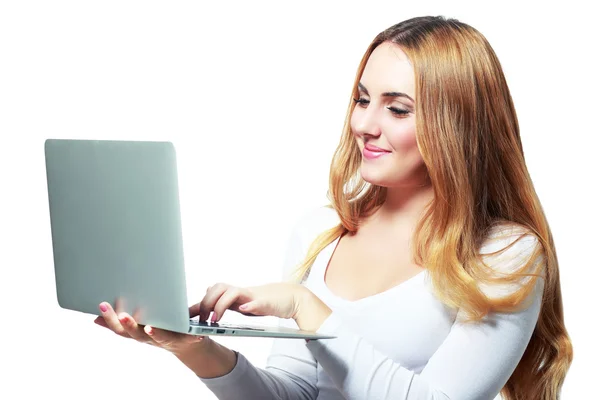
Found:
[373,181,434,227]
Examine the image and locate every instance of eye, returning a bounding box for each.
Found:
[352,97,370,107]
[386,106,410,116]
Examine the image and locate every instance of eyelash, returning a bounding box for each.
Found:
[352,97,410,116]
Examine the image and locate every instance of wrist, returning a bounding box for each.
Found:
[174,337,238,379]
[294,287,331,332]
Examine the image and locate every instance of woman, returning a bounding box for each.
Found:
[95,15,573,399]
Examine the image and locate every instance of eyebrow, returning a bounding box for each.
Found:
[358,82,414,103]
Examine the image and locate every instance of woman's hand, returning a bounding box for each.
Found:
[192,282,305,322]
[192,282,332,332]
[93,299,240,378]
[93,299,207,357]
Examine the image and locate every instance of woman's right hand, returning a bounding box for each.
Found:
[93,300,208,357]
[93,300,238,378]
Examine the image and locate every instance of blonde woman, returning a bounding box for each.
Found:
[96,15,573,400]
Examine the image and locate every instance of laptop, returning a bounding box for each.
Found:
[44,138,335,340]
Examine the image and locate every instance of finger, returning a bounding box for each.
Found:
[114,297,124,314]
[99,302,130,338]
[188,286,214,318]
[118,312,154,345]
[212,287,252,322]
[198,283,230,322]
[94,316,110,329]
[239,300,270,316]
[189,302,201,318]
[132,308,143,325]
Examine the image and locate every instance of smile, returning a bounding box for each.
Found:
[362,147,390,160]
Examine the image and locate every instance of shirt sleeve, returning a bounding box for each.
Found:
[199,212,322,399]
[305,232,545,400]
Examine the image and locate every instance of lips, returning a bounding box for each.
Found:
[362,143,391,160]
[364,143,391,152]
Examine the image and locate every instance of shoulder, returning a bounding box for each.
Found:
[479,223,543,272]
[280,205,340,281]
[476,222,546,299]
[290,204,341,246]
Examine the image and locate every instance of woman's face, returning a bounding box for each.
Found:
[351,42,427,188]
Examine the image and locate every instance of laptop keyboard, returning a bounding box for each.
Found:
[189,319,265,331]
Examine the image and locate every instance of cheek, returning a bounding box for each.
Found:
[388,124,418,151]
[350,110,360,138]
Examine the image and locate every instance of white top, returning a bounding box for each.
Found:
[200,206,544,400]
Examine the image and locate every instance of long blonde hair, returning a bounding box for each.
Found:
[292,16,572,400]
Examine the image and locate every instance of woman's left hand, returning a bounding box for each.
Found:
[191,282,331,331]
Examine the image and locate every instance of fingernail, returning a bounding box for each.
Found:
[99,303,108,312]
[146,326,154,335]
[211,313,217,323]
[239,304,247,310]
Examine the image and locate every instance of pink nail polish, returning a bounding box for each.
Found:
[211,313,217,323]
[100,303,108,312]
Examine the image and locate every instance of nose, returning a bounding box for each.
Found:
[353,105,382,139]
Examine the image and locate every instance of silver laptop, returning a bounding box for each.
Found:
[44,139,335,339]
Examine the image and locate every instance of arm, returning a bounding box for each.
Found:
[198,346,317,400]
[199,213,323,399]
[197,312,320,399]
[301,233,544,400]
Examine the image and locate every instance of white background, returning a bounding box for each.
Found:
[1,1,597,399]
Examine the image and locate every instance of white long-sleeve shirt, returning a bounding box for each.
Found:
[200,206,544,400]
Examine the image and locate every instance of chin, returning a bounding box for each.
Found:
[359,167,392,187]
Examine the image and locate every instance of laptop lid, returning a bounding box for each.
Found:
[45,139,192,334]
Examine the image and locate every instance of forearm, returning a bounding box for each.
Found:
[197,346,318,400]
[174,337,238,379]
[294,288,332,332]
